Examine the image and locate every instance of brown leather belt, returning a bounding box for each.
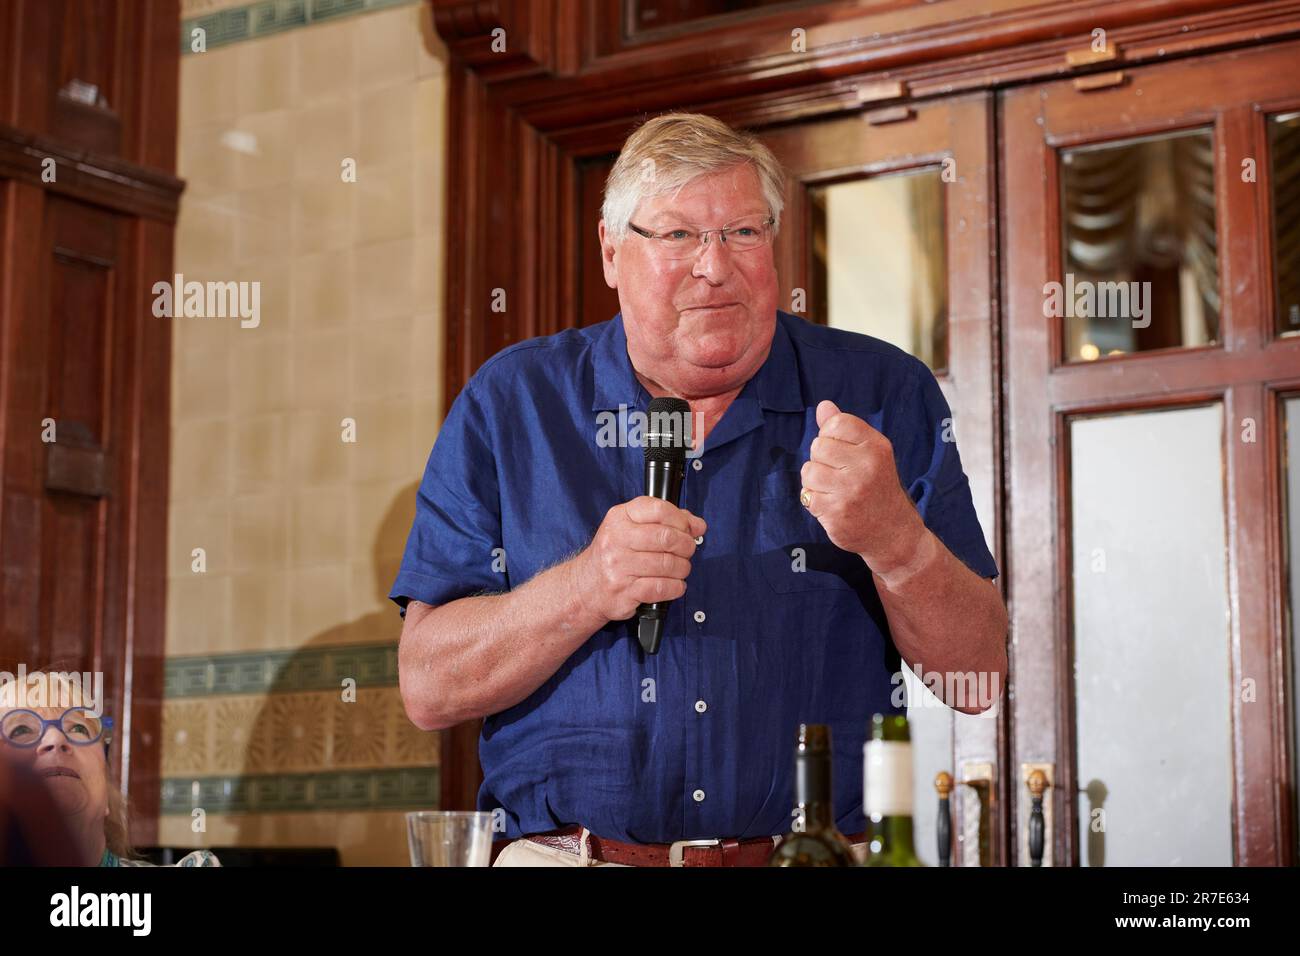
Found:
[524,825,866,867]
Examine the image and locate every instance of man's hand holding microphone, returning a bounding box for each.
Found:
[573,497,706,624]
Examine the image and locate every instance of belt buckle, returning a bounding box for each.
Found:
[669,838,720,867]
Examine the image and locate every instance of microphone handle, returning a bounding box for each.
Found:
[637,458,686,654]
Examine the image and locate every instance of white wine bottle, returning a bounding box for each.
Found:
[862,713,922,867]
[768,724,857,867]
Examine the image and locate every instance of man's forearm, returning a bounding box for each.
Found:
[399,554,609,730]
[866,517,1008,715]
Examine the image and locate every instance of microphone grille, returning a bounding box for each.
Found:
[644,397,692,463]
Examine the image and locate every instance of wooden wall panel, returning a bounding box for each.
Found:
[0,0,180,847]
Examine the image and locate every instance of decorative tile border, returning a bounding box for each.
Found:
[161,647,438,814]
[160,687,438,775]
[160,767,439,814]
[182,0,256,17]
[180,0,418,54]
[165,643,398,698]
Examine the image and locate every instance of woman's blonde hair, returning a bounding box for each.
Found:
[105,785,134,859]
[601,112,786,242]
[1,664,135,860]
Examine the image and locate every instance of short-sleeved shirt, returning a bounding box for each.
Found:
[390,309,998,843]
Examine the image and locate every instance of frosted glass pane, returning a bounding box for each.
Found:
[1071,404,1231,865]
[902,668,950,866]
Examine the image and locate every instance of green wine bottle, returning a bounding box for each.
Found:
[862,713,923,867]
[769,724,857,867]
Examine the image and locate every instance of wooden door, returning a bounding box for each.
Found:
[0,0,182,845]
[1002,38,1300,866]
[761,92,1004,865]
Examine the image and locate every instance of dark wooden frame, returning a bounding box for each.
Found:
[760,95,1006,863]
[0,0,182,847]
[1002,38,1300,866]
[434,0,1300,403]
[430,0,1300,853]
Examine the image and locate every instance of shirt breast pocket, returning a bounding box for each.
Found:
[755,469,861,593]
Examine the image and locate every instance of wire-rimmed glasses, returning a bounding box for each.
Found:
[627,214,775,260]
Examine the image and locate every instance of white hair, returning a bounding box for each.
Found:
[601,112,786,242]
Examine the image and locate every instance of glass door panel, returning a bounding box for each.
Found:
[762,94,1000,865]
[1283,395,1300,859]
[1070,405,1232,866]
[810,167,948,372]
[1270,113,1300,336]
[1059,128,1220,362]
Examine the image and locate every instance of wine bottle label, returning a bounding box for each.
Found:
[863,740,913,816]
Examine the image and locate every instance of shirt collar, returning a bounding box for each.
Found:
[590,312,649,412]
[590,310,804,414]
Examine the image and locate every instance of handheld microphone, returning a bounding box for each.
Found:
[637,396,691,655]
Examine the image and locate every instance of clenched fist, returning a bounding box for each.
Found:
[799,399,923,570]
[575,496,707,623]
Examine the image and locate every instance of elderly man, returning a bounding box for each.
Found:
[392,112,1007,867]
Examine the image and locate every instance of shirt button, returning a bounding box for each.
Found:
[694,535,703,546]
[693,789,706,803]
[694,700,707,713]
[693,610,706,624]
[692,459,703,472]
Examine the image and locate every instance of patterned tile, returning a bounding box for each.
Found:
[166,643,398,698]
[310,0,365,21]
[269,693,328,770]
[331,689,388,766]
[160,767,439,814]
[376,767,440,807]
[213,656,270,696]
[211,696,269,773]
[162,645,438,813]
[388,687,439,767]
[183,0,243,14]
[183,6,253,51]
[161,701,211,775]
[249,0,310,36]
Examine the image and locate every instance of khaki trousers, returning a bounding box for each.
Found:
[493,827,872,867]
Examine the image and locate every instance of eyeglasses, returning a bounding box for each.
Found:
[627,215,775,260]
[0,707,114,757]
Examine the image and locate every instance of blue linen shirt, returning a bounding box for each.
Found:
[390,309,998,843]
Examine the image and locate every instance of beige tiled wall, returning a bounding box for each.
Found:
[171,2,445,656]
[167,2,447,864]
